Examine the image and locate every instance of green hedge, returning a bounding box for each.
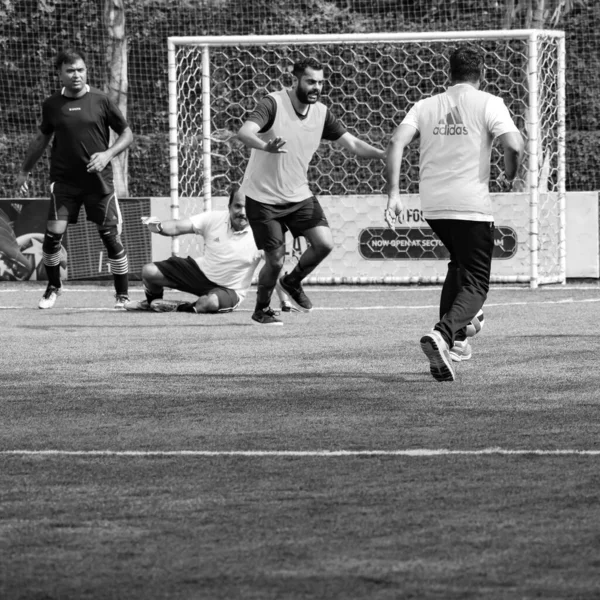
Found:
[0,133,171,199]
[566,131,600,191]
[1,130,598,199]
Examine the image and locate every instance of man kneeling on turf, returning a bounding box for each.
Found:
[125,186,263,314]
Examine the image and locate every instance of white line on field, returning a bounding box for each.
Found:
[319,298,600,310]
[1,297,599,312]
[2,284,600,294]
[2,448,600,457]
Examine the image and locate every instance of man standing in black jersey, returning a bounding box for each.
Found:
[16,48,134,309]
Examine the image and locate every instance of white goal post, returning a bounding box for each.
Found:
[167,30,566,288]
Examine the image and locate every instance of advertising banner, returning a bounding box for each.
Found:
[0,199,57,282]
[0,199,151,281]
[166,191,598,282]
[2,192,597,282]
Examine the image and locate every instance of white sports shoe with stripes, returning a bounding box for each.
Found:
[420,330,456,382]
[124,299,151,311]
[449,339,472,362]
[151,299,195,313]
[114,294,130,309]
[38,285,62,309]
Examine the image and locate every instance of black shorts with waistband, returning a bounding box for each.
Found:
[154,255,240,312]
[244,195,329,251]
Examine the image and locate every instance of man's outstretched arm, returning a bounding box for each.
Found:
[335,132,386,160]
[142,216,195,236]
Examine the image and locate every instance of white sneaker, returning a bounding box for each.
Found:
[449,339,472,362]
[124,299,151,311]
[420,330,456,382]
[114,294,130,309]
[38,285,62,309]
[280,300,299,313]
[151,299,194,313]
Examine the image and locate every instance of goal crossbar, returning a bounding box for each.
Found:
[168,30,564,46]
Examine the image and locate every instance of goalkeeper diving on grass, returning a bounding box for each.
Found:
[125,185,291,316]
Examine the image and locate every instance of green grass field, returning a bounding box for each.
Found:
[2,282,600,599]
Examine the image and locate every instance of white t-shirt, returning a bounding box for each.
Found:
[402,83,519,220]
[189,210,262,301]
[240,89,327,205]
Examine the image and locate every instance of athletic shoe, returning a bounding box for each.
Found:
[449,339,472,362]
[150,299,195,313]
[420,330,456,382]
[114,294,130,309]
[251,307,283,326]
[124,299,152,312]
[276,275,312,312]
[38,285,62,309]
[281,300,299,313]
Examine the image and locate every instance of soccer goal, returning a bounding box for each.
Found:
[167,30,566,288]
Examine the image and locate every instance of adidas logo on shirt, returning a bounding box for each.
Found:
[433,107,468,135]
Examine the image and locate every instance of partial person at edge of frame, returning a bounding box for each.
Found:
[236,56,387,326]
[384,44,524,382]
[16,47,134,310]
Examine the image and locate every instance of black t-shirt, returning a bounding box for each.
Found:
[40,86,129,190]
[247,95,347,141]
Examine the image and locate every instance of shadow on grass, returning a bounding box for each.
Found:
[18,322,257,330]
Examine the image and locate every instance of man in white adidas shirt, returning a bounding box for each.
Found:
[385,45,524,382]
[124,186,263,314]
[237,57,386,325]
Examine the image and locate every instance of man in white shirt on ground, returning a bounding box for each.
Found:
[385,45,524,382]
[125,186,264,315]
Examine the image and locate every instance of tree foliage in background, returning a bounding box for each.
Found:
[0,0,598,196]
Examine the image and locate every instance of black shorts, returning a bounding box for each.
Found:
[245,195,329,251]
[154,256,240,312]
[48,181,121,227]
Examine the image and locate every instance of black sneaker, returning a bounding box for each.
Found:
[251,307,283,326]
[276,276,312,312]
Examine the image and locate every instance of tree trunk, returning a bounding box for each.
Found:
[531,0,546,28]
[502,0,517,29]
[104,0,129,198]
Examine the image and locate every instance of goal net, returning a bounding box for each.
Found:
[167,31,566,287]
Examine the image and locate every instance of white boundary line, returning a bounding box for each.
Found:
[2,449,600,457]
[1,297,599,312]
[1,284,599,294]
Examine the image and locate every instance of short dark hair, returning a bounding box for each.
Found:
[449,45,483,83]
[55,48,86,71]
[292,57,324,79]
[228,184,241,206]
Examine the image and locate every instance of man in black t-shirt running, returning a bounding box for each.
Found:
[16,48,134,309]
